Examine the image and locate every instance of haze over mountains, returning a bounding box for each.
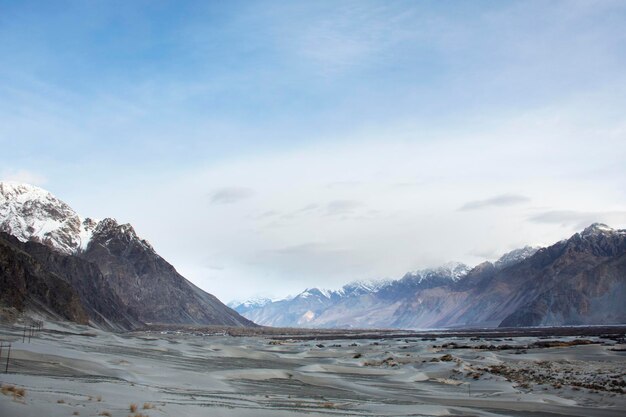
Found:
[1,181,625,331]
[232,226,626,329]
[0,182,254,330]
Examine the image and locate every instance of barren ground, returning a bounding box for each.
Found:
[1,320,625,416]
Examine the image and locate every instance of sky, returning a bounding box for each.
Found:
[2,0,626,302]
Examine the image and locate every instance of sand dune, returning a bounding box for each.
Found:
[1,320,625,416]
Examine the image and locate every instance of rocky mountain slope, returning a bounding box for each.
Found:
[498,224,626,327]
[79,218,253,326]
[0,232,88,324]
[0,182,254,329]
[234,226,626,329]
[23,233,144,330]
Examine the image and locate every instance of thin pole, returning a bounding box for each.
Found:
[22,327,26,343]
[5,343,10,373]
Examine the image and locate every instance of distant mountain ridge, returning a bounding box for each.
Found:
[0,182,255,329]
[231,261,475,328]
[233,227,625,329]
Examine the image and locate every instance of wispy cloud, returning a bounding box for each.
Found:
[296,203,319,213]
[253,210,281,219]
[271,2,424,76]
[459,194,530,211]
[209,187,254,204]
[528,210,626,229]
[1,169,48,186]
[469,248,500,260]
[271,242,325,255]
[326,181,362,189]
[277,203,321,221]
[326,199,363,216]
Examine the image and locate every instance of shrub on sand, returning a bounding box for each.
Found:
[1,384,26,400]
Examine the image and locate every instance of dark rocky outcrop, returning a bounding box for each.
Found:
[498,225,626,327]
[0,232,88,324]
[21,236,141,331]
[79,218,255,327]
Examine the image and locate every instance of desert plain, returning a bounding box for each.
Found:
[1,320,625,417]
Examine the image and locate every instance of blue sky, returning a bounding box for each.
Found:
[2,1,626,301]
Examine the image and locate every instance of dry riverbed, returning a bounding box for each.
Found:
[1,320,625,416]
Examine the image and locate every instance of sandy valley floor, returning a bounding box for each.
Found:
[1,321,625,417]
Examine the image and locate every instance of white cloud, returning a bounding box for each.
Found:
[209,187,254,204]
[1,169,48,186]
[270,3,425,75]
[459,194,530,211]
[97,100,626,302]
[326,200,363,216]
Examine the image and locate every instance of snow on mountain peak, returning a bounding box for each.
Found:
[339,279,391,295]
[0,182,53,201]
[89,217,155,252]
[580,223,617,237]
[228,297,272,309]
[0,181,154,255]
[0,181,97,254]
[494,246,540,269]
[407,261,470,282]
[297,288,332,299]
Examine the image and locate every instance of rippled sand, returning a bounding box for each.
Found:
[1,321,625,416]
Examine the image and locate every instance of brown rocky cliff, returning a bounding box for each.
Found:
[0,232,88,324]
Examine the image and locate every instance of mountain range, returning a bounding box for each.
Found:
[2,181,625,331]
[0,182,254,330]
[231,225,626,329]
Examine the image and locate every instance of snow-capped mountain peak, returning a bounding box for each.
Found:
[297,288,333,299]
[228,297,273,309]
[338,279,392,296]
[0,182,98,254]
[580,222,624,238]
[0,182,156,255]
[494,246,541,269]
[406,261,470,283]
